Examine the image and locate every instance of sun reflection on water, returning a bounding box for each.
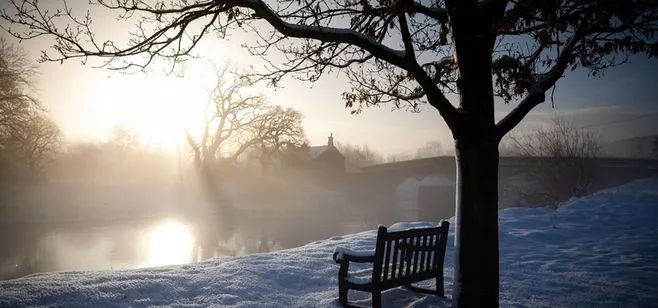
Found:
[146,219,195,266]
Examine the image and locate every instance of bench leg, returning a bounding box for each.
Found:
[372,291,381,308]
[436,273,444,297]
[338,259,349,306]
[338,281,348,305]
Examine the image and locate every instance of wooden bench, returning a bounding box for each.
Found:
[332,221,450,307]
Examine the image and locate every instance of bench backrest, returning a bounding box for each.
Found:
[372,221,449,288]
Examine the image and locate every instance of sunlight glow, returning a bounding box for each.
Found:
[89,67,211,152]
[146,219,195,266]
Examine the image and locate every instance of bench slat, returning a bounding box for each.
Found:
[398,239,409,278]
[405,237,414,277]
[382,239,391,282]
[420,235,429,272]
[390,239,399,280]
[426,235,435,270]
[412,236,420,274]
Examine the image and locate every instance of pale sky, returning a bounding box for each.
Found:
[2,2,658,156]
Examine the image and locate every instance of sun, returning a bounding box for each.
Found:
[89,68,210,152]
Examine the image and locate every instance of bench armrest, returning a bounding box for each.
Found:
[332,247,375,263]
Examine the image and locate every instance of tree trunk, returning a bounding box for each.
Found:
[453,135,499,307]
[447,7,500,305]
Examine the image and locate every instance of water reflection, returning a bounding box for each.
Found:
[0,217,203,280]
[146,219,194,267]
[0,213,369,280]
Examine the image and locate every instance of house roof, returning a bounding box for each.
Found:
[308,145,330,159]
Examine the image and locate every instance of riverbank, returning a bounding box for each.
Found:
[2,177,658,307]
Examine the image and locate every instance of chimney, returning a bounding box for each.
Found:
[328,133,334,147]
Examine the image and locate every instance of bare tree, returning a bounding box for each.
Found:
[253,106,306,174]
[185,67,267,176]
[335,142,383,171]
[109,127,141,151]
[509,117,601,205]
[0,38,60,181]
[186,67,305,177]
[386,152,413,163]
[3,0,658,304]
[0,37,38,147]
[1,111,61,180]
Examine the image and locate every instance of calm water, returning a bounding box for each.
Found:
[0,214,367,280]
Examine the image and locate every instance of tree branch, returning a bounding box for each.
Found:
[410,2,448,22]
[495,30,584,140]
[231,0,460,127]
[398,12,416,60]
[229,0,408,69]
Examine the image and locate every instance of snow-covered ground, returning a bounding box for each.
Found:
[2,178,658,307]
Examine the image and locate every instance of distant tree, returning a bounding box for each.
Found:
[185,67,267,176]
[1,110,61,180]
[4,0,658,304]
[109,127,141,151]
[335,142,383,171]
[415,141,444,159]
[185,67,305,177]
[386,152,413,163]
[509,117,601,204]
[0,38,60,181]
[56,131,171,184]
[253,106,306,174]
[0,37,37,150]
[12,111,60,176]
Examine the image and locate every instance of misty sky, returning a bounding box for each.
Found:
[2,2,658,156]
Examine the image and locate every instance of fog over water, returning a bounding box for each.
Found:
[0,139,380,280]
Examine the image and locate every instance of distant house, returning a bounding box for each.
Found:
[284,134,345,176]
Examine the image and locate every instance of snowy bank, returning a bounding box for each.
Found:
[2,178,658,307]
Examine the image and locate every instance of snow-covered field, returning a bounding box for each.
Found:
[2,178,658,307]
